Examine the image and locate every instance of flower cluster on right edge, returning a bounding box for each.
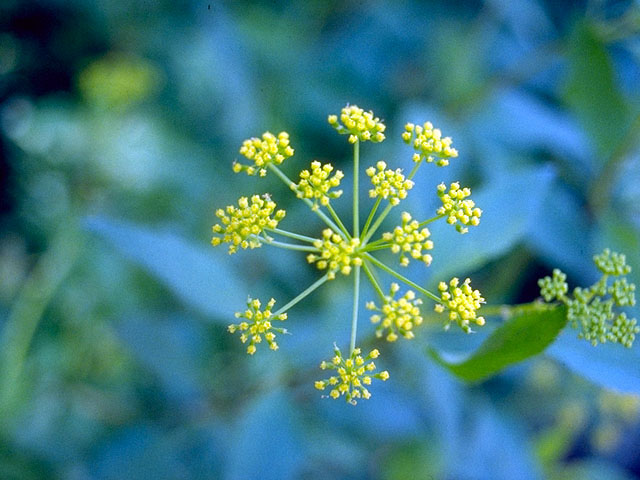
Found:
[538,249,639,347]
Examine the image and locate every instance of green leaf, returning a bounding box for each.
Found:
[86,216,246,321]
[564,21,630,157]
[429,305,568,382]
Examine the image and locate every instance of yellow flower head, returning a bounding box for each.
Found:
[233,131,294,176]
[366,161,414,206]
[294,161,344,210]
[307,229,362,280]
[382,212,433,267]
[366,283,423,341]
[328,105,386,144]
[435,277,485,333]
[228,297,288,354]
[436,182,482,234]
[211,194,286,254]
[315,344,389,405]
[402,121,458,166]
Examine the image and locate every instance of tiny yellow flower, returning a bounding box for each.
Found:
[435,277,485,333]
[366,161,414,206]
[436,182,482,234]
[328,105,386,143]
[382,212,433,267]
[293,161,344,210]
[234,131,294,176]
[228,297,288,354]
[307,228,362,280]
[367,283,423,341]
[315,344,389,405]
[211,194,286,254]
[402,121,458,166]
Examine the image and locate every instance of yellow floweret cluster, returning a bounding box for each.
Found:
[402,122,458,166]
[366,283,423,341]
[435,277,485,333]
[228,297,288,355]
[211,194,285,254]
[366,161,414,206]
[233,131,294,176]
[436,182,482,234]
[328,105,386,144]
[307,229,361,280]
[382,212,433,267]
[315,345,389,405]
[294,161,344,210]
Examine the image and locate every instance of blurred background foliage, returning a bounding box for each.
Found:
[1,0,640,478]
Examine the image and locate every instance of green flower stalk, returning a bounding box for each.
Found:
[211,103,485,403]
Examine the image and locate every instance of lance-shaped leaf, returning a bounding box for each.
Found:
[429,305,567,382]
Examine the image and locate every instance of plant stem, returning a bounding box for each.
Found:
[360,243,392,253]
[350,265,361,354]
[419,214,445,227]
[353,140,360,237]
[268,164,346,239]
[362,261,386,301]
[272,273,330,316]
[268,227,317,244]
[0,224,82,418]
[362,203,394,244]
[361,197,382,240]
[407,159,423,181]
[260,237,319,252]
[364,253,441,303]
[325,203,351,240]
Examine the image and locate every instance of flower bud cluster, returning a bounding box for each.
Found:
[366,161,414,206]
[328,105,386,144]
[434,277,485,333]
[211,195,286,254]
[234,131,294,176]
[307,229,361,280]
[366,283,423,341]
[315,344,389,405]
[538,269,569,302]
[538,249,638,347]
[294,161,344,210]
[382,212,433,267]
[401,122,458,166]
[436,182,482,234]
[228,297,288,355]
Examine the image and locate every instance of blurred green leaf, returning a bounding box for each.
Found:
[564,22,630,157]
[547,331,640,395]
[86,217,245,321]
[429,305,567,382]
[426,166,555,283]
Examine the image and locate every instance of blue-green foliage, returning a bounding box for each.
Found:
[1,0,639,478]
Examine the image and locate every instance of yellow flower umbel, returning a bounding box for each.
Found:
[228,297,288,355]
[402,121,458,166]
[435,277,485,333]
[294,161,344,210]
[382,212,433,267]
[233,131,295,176]
[436,182,482,234]
[366,283,423,341]
[328,105,386,144]
[307,228,362,280]
[315,344,389,405]
[366,161,414,206]
[211,194,286,254]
